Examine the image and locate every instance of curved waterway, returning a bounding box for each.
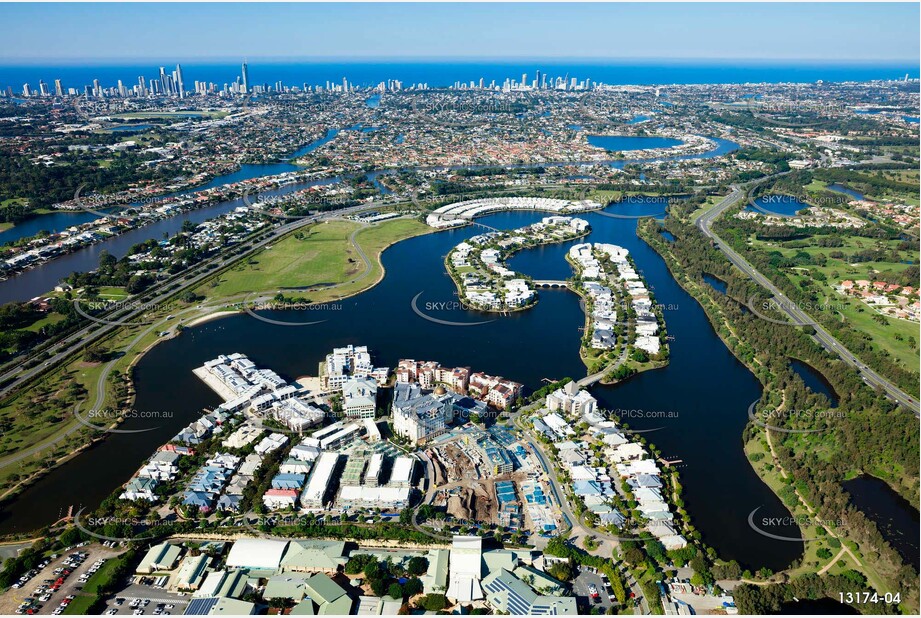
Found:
[0,131,342,305]
[0,197,800,571]
[0,129,339,247]
[746,194,810,217]
[587,135,683,151]
[0,136,737,305]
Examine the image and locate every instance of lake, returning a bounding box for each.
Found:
[0,199,802,573]
[826,183,865,201]
[747,195,810,217]
[844,475,920,570]
[789,358,840,407]
[587,135,684,152]
[702,273,728,295]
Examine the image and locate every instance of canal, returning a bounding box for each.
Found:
[0,198,802,572]
[0,136,737,305]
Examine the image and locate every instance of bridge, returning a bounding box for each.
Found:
[533,280,570,288]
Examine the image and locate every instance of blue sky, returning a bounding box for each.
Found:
[1,2,918,63]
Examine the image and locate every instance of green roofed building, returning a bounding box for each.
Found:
[290,600,316,615]
[137,542,184,574]
[193,569,251,599]
[280,540,348,574]
[172,554,211,591]
[482,548,531,574]
[293,573,353,615]
[422,549,449,594]
[210,597,257,615]
[264,575,310,602]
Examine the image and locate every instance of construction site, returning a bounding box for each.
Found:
[422,427,559,533]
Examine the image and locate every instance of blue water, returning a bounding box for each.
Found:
[0,135,738,303]
[1,198,799,570]
[790,358,839,407]
[568,124,583,131]
[747,194,810,217]
[0,128,341,247]
[843,475,919,570]
[903,116,920,123]
[108,124,153,132]
[627,115,651,124]
[366,94,381,108]
[0,210,108,245]
[588,135,683,152]
[703,273,728,294]
[4,61,915,93]
[826,183,865,201]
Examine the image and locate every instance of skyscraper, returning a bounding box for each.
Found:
[241,60,250,94]
[175,63,185,98]
[54,79,63,97]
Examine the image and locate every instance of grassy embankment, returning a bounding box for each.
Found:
[198,217,430,302]
[0,217,431,507]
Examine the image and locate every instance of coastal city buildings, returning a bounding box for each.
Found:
[0,22,917,617]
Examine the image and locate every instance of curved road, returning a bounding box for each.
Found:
[696,180,919,415]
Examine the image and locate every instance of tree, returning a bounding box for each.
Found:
[546,561,576,582]
[402,577,423,597]
[407,556,429,576]
[416,594,448,611]
[388,583,404,599]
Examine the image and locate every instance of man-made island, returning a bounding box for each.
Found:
[446,216,589,312]
[568,242,670,378]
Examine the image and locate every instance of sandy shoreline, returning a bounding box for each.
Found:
[186,309,241,327]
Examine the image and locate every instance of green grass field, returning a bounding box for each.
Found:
[751,235,919,373]
[62,594,97,615]
[81,554,127,594]
[112,111,228,119]
[200,217,431,302]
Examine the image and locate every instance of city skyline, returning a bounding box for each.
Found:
[0,2,918,63]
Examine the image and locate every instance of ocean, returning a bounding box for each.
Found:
[1,59,917,92]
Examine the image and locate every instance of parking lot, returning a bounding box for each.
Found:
[0,543,124,616]
[573,565,615,613]
[100,583,191,616]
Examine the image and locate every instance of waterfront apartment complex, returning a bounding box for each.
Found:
[321,344,389,391]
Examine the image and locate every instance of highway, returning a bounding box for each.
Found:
[696,182,919,415]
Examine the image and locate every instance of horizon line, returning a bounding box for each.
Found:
[1,55,918,67]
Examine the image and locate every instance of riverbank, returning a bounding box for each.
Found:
[636,219,916,610]
[0,217,433,519]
